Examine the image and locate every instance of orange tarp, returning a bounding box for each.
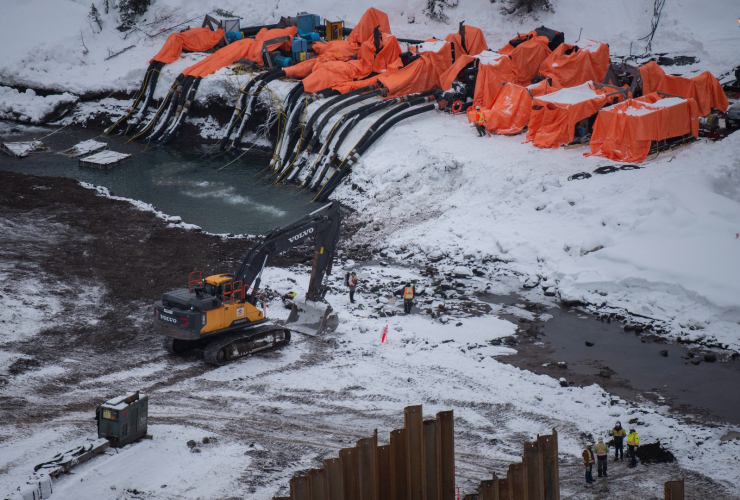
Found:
[334,40,453,96]
[347,7,391,45]
[526,82,620,149]
[283,51,348,79]
[182,27,297,77]
[464,52,517,122]
[311,8,392,59]
[485,80,551,135]
[587,92,700,163]
[444,25,488,57]
[300,33,402,93]
[638,61,728,115]
[539,40,610,89]
[499,33,552,86]
[150,27,225,64]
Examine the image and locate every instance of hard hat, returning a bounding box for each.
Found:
[476,106,480,110]
[615,421,621,426]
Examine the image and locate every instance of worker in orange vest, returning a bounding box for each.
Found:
[347,271,358,304]
[582,443,595,483]
[627,428,640,467]
[473,105,488,137]
[394,282,416,314]
[594,437,609,477]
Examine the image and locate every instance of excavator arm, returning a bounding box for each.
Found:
[233,201,341,302]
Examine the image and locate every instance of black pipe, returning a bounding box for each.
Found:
[241,24,280,37]
[159,77,202,145]
[218,76,261,150]
[302,97,395,187]
[130,73,184,140]
[231,69,286,146]
[315,99,434,201]
[308,93,433,190]
[148,74,195,143]
[106,60,160,135]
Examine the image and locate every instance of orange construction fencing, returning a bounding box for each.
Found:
[639,61,728,116]
[587,92,700,163]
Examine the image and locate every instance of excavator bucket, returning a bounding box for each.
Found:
[285,300,339,336]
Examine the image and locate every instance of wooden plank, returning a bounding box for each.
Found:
[290,476,309,500]
[405,405,424,500]
[524,441,544,500]
[498,478,511,500]
[508,463,527,500]
[340,447,359,500]
[478,479,499,500]
[324,458,344,500]
[537,431,560,500]
[308,469,326,500]
[377,444,392,500]
[423,419,439,500]
[390,428,408,500]
[357,434,378,500]
[436,410,455,500]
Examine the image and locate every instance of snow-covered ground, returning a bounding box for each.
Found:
[2,0,740,498]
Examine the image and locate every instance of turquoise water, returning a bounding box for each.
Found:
[0,123,316,235]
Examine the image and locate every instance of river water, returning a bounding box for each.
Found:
[0,123,315,234]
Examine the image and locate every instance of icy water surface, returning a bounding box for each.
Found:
[0,123,315,234]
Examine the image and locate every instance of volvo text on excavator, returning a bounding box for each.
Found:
[153,201,341,365]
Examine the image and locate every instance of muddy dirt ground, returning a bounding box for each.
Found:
[0,171,735,499]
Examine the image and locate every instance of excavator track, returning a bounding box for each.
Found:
[203,324,291,366]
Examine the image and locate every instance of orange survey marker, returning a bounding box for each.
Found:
[381,325,388,344]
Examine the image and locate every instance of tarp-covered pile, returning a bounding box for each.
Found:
[498,31,552,86]
[150,27,225,64]
[588,92,699,163]
[539,40,610,89]
[444,24,488,58]
[182,26,297,77]
[526,82,624,149]
[484,80,551,135]
[638,61,729,116]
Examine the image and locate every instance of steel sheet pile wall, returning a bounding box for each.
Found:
[462,430,560,500]
[272,405,454,500]
[273,406,559,500]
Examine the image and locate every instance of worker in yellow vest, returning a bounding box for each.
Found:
[612,421,626,461]
[394,282,416,314]
[582,443,595,483]
[474,105,488,137]
[347,271,358,304]
[627,428,640,467]
[594,437,609,477]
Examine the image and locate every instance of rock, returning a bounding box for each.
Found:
[378,296,389,304]
[456,322,462,327]
[659,350,668,357]
[191,448,201,453]
[557,361,568,369]
[599,369,611,378]
[358,325,368,333]
[453,266,472,278]
[428,251,444,263]
[731,351,740,360]
[690,359,702,366]
[704,353,717,363]
[543,288,556,297]
[187,440,197,449]
[585,341,594,347]
[559,378,568,387]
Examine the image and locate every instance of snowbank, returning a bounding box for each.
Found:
[0,86,78,124]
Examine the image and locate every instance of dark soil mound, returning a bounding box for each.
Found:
[636,442,675,464]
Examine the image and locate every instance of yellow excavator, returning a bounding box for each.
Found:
[153,201,341,365]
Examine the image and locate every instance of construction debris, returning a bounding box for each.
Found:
[79,150,131,169]
[1,141,46,158]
